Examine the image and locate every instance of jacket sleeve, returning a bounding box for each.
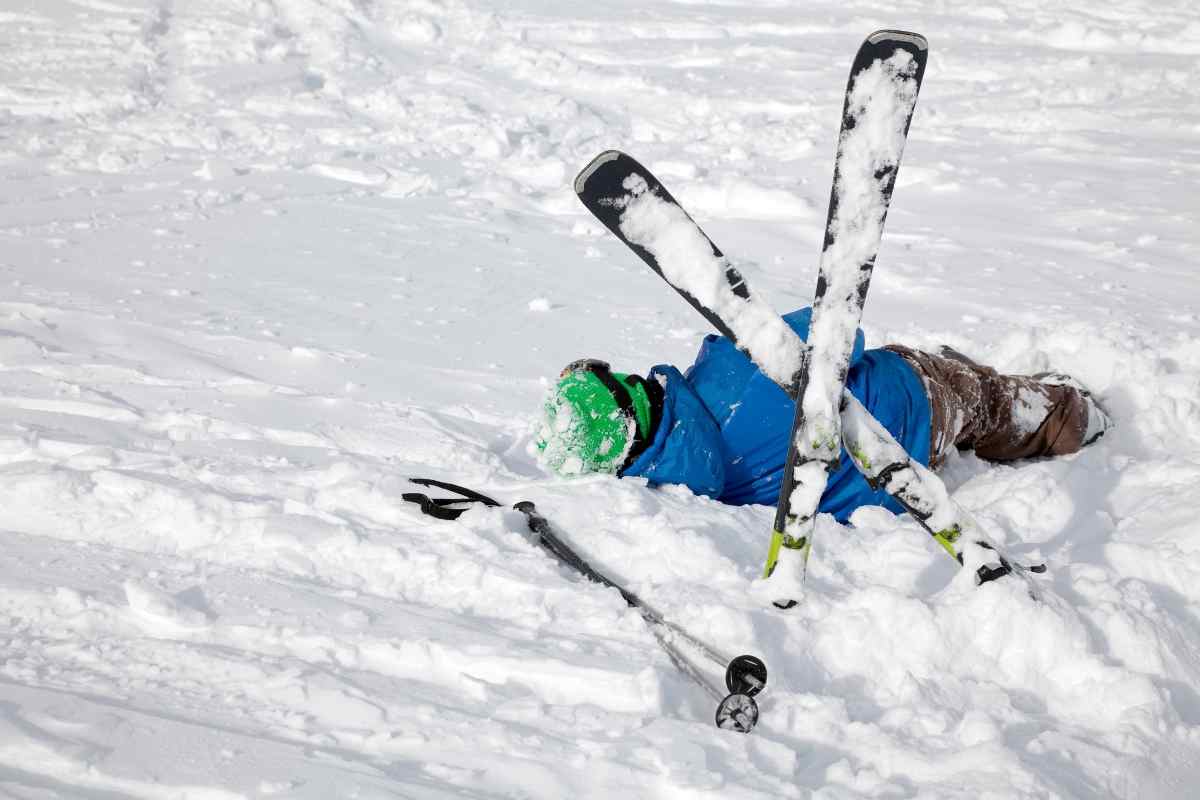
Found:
[621,366,726,499]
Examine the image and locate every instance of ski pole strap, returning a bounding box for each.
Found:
[409,478,501,505]
[400,494,477,520]
[403,478,501,520]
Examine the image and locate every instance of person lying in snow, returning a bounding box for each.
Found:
[536,307,1110,523]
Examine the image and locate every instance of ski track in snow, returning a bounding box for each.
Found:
[2,0,1200,797]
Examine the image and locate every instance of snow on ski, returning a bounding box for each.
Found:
[574,150,804,390]
[765,30,929,606]
[838,392,1044,593]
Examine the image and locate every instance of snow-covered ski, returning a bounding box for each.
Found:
[574,150,804,391]
[767,30,928,606]
[839,394,1045,591]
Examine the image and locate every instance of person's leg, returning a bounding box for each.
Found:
[885,345,1101,468]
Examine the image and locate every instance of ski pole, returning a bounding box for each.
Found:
[513,500,766,732]
[401,479,767,731]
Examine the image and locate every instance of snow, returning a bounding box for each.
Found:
[2,1,1200,798]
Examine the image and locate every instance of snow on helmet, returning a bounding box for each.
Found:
[537,359,654,475]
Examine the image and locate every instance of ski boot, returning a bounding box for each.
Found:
[1032,372,1112,446]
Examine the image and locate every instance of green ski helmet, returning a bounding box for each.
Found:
[537,359,658,475]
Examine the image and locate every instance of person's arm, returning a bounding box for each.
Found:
[622,367,727,499]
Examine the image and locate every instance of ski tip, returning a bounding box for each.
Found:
[574,150,625,195]
[866,29,928,51]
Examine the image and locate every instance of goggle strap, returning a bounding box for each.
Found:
[619,373,664,473]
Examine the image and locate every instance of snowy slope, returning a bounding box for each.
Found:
[2,0,1200,797]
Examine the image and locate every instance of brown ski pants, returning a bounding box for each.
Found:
[885,345,1089,468]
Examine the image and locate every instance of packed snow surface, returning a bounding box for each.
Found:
[3,1,1200,798]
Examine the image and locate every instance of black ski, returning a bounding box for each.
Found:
[574,150,803,392]
[766,30,928,606]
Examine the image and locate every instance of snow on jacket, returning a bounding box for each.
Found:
[622,308,932,522]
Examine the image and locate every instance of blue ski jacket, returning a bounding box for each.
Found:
[622,308,932,522]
